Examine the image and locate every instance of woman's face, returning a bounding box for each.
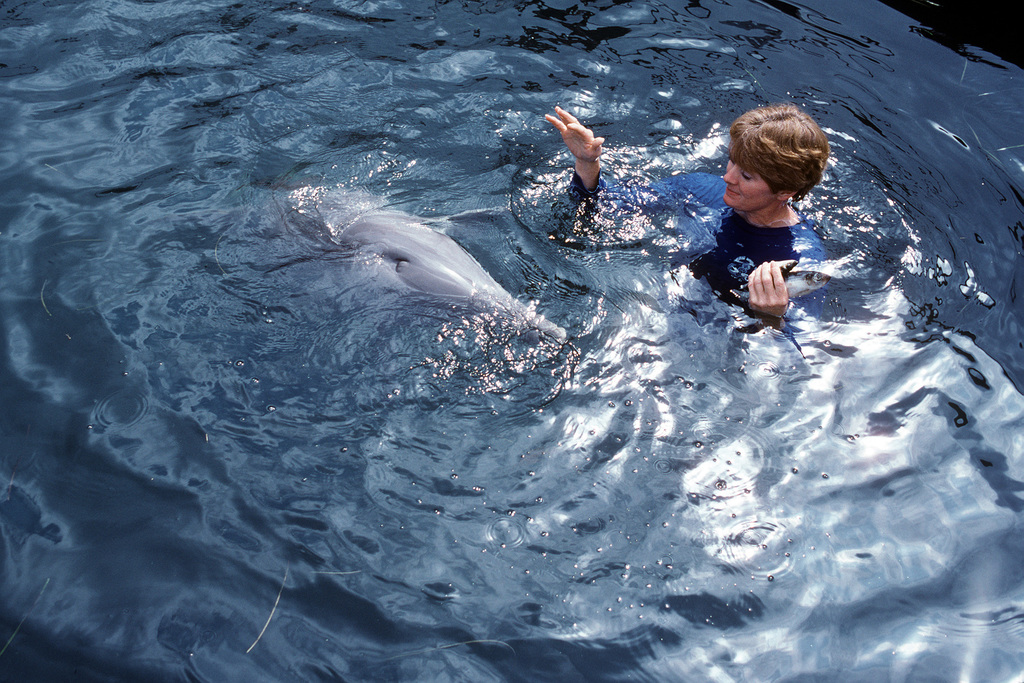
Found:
[722,159,793,214]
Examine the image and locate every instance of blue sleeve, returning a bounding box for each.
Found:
[569,171,605,198]
[648,173,727,211]
[568,171,726,215]
[567,171,664,210]
[568,170,721,262]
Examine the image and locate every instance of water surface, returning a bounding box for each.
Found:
[2,1,1024,681]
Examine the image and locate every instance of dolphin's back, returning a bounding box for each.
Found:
[336,213,512,301]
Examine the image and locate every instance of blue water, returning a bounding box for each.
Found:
[2,1,1024,681]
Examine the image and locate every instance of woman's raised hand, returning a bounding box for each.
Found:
[545,106,604,162]
[545,106,604,190]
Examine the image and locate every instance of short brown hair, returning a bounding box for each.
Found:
[728,104,829,201]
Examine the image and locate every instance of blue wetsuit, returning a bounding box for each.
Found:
[569,171,827,319]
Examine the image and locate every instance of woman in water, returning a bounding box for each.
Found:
[545,104,830,320]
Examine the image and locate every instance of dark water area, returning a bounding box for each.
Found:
[877,0,1021,68]
[2,1,1024,681]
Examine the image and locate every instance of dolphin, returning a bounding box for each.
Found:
[281,188,566,341]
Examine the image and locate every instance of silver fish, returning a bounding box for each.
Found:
[734,259,831,301]
[777,259,831,298]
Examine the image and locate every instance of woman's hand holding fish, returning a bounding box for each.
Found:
[748,260,789,318]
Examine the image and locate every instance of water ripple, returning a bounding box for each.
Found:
[92,389,149,429]
[485,515,527,549]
